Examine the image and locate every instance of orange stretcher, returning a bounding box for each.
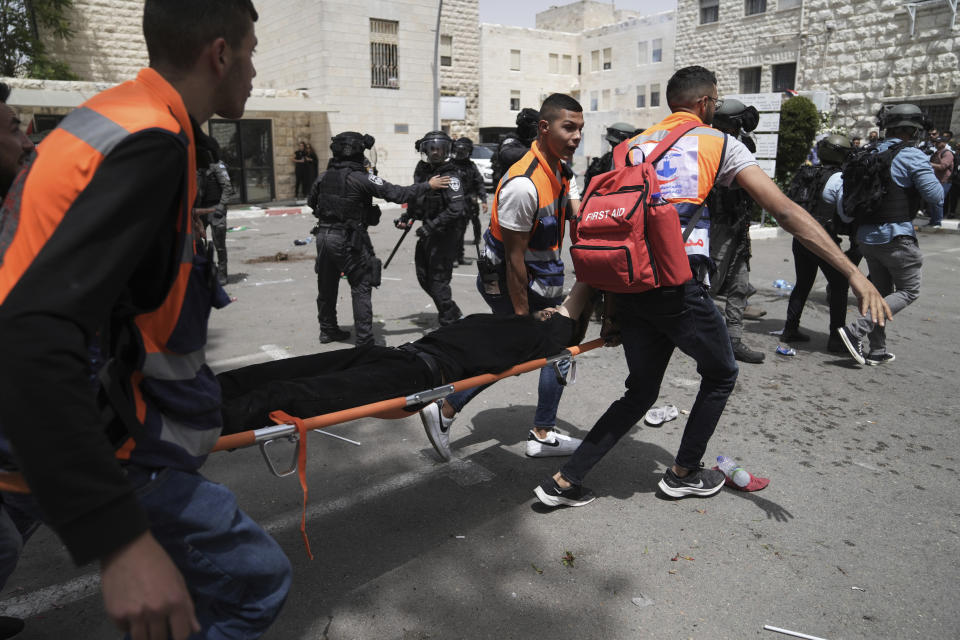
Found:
[0,337,605,496]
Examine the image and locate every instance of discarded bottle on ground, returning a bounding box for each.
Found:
[717,455,750,488]
[773,279,794,291]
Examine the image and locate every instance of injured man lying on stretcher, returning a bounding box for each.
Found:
[218,283,597,435]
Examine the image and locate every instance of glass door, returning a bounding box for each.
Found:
[208,119,275,204]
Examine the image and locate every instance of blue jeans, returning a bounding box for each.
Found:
[0,491,42,591]
[560,280,739,485]
[127,467,292,640]
[445,276,569,428]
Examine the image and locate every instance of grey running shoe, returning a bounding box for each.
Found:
[658,467,725,498]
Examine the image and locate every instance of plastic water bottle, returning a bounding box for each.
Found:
[773,279,794,292]
[776,344,797,356]
[717,455,750,488]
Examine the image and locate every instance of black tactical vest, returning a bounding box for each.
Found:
[314,163,368,224]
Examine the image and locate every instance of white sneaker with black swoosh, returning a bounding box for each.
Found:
[657,467,725,498]
[525,430,582,457]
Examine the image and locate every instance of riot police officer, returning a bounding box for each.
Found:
[450,137,487,264]
[195,131,234,285]
[706,99,765,364]
[397,130,466,326]
[582,122,638,192]
[310,131,449,346]
[490,108,539,187]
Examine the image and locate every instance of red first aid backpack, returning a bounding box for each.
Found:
[570,122,703,293]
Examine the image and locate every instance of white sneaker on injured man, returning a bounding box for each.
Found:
[419,400,455,461]
[525,429,582,457]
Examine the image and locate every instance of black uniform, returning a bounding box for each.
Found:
[583,151,613,194]
[408,159,466,325]
[309,160,430,346]
[452,158,486,262]
[490,133,532,188]
[196,133,234,284]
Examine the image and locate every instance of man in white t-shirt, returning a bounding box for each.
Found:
[419,94,586,462]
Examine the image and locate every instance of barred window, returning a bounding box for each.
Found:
[739,67,762,93]
[745,0,767,15]
[510,90,520,111]
[636,85,646,108]
[370,18,399,89]
[650,83,661,107]
[440,35,452,67]
[652,39,663,63]
[700,0,719,24]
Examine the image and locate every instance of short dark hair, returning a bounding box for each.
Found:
[0,83,9,104]
[666,66,717,109]
[539,93,583,123]
[143,0,258,71]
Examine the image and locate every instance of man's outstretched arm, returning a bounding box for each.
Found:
[735,165,892,325]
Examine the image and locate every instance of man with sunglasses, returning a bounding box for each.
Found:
[535,66,890,507]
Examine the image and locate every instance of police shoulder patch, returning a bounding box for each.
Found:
[368,174,384,186]
[448,176,462,191]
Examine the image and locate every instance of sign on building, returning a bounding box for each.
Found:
[440,97,467,121]
[727,92,782,178]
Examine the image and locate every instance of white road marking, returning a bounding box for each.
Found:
[381,277,403,281]
[0,442,499,619]
[247,278,295,287]
[208,344,291,372]
[852,460,880,472]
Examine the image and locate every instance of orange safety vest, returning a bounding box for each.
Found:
[622,112,727,261]
[484,141,570,300]
[0,68,221,470]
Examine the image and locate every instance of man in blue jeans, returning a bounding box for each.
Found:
[837,104,942,366]
[419,93,585,461]
[535,66,891,507]
[0,2,291,639]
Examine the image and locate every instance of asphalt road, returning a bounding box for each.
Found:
[4,209,959,639]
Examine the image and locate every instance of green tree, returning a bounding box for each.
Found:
[0,0,77,80]
[775,95,819,184]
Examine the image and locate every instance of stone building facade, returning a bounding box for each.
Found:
[675,0,959,136]
[480,2,676,163]
[13,0,482,201]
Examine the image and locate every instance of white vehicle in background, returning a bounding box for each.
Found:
[471,144,495,191]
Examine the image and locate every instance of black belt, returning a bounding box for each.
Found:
[397,344,446,387]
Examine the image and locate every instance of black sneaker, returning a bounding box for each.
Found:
[319,328,351,344]
[827,334,845,353]
[780,327,811,342]
[657,467,725,498]
[836,327,866,365]
[731,338,765,364]
[865,352,895,366]
[534,478,596,507]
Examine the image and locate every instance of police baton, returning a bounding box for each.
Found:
[384,224,412,270]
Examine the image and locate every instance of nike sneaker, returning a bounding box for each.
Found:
[525,430,582,457]
[657,467,725,498]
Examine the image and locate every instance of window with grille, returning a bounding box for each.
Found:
[510,49,521,71]
[637,41,648,64]
[549,53,559,74]
[370,18,399,89]
[700,0,719,23]
[650,83,660,107]
[636,85,646,108]
[440,35,452,67]
[772,62,796,92]
[652,39,662,63]
[603,48,612,70]
[510,90,520,111]
[745,0,767,15]
[740,67,760,93]
[914,100,955,133]
[739,67,761,93]
[562,54,572,74]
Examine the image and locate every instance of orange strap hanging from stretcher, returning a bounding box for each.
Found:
[268,410,314,560]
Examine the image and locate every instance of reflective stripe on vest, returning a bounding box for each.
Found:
[0,68,220,470]
[485,141,568,300]
[624,112,727,259]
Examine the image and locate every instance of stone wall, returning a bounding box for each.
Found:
[535,0,640,32]
[675,0,960,136]
[45,0,147,83]
[440,0,481,140]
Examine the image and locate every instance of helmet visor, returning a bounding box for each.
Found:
[421,139,451,163]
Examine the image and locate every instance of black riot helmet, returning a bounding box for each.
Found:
[416,130,453,165]
[817,134,854,167]
[515,108,540,143]
[877,103,926,138]
[712,98,760,136]
[605,122,637,147]
[331,131,375,161]
[452,136,474,161]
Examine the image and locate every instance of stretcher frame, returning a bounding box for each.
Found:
[0,338,605,495]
